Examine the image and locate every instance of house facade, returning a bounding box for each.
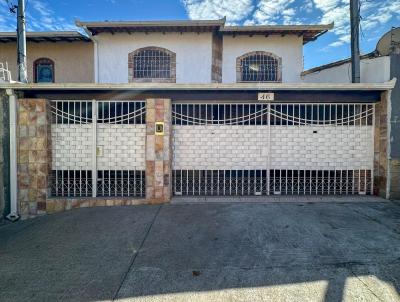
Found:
[76,20,331,84]
[0,20,397,220]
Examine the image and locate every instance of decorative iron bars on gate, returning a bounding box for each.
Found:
[172,103,375,196]
[172,169,372,196]
[173,103,269,125]
[172,103,374,126]
[50,100,146,198]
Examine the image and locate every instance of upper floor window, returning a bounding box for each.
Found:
[34,58,54,83]
[128,47,176,83]
[237,51,281,82]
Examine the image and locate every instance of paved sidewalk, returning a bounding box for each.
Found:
[0,200,399,301]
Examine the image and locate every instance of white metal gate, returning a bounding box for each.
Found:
[50,100,146,198]
[172,102,375,196]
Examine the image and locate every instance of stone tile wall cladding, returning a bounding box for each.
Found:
[373,91,389,197]
[391,160,400,199]
[374,91,400,200]
[145,99,172,203]
[17,99,52,218]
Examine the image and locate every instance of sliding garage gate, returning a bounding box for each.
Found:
[50,100,146,198]
[172,102,375,196]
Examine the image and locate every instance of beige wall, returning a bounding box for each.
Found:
[0,41,94,83]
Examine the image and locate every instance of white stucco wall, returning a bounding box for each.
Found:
[302,56,391,83]
[222,35,303,83]
[96,32,212,83]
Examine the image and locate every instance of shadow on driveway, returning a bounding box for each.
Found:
[0,201,399,301]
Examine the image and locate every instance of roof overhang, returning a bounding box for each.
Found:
[75,19,333,43]
[0,31,90,43]
[221,23,334,44]
[0,79,396,92]
[75,19,226,35]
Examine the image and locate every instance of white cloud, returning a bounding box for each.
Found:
[181,0,400,49]
[250,0,297,24]
[181,0,254,24]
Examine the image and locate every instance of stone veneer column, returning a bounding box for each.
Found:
[145,99,172,203]
[374,91,389,198]
[17,99,52,218]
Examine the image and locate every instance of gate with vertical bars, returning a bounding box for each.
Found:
[50,100,146,198]
[172,102,375,196]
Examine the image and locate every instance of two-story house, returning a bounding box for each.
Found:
[76,19,331,84]
[0,19,396,220]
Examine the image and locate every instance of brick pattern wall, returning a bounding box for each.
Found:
[270,126,373,170]
[146,99,172,203]
[52,124,146,171]
[17,99,52,218]
[51,124,92,170]
[173,125,373,171]
[97,124,146,170]
[173,125,269,170]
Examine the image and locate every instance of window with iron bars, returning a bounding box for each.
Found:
[131,47,174,80]
[238,51,281,82]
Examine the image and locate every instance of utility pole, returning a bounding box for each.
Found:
[350,0,360,83]
[17,0,27,83]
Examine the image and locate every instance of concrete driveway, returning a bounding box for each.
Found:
[0,199,400,302]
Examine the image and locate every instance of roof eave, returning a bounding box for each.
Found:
[0,79,396,92]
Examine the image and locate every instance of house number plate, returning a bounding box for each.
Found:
[258,92,275,101]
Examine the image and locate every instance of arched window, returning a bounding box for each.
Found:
[34,58,54,83]
[128,47,176,82]
[237,51,281,82]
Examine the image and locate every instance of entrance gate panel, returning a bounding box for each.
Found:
[172,103,270,195]
[172,102,375,196]
[50,100,146,198]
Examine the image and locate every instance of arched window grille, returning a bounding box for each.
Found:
[237,51,281,82]
[128,47,176,82]
[34,58,55,83]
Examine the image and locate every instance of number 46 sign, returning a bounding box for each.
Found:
[258,92,275,101]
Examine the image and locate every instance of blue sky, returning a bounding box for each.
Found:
[0,0,399,69]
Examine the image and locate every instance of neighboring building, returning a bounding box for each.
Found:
[0,31,94,83]
[302,27,400,199]
[301,54,391,83]
[76,19,332,84]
